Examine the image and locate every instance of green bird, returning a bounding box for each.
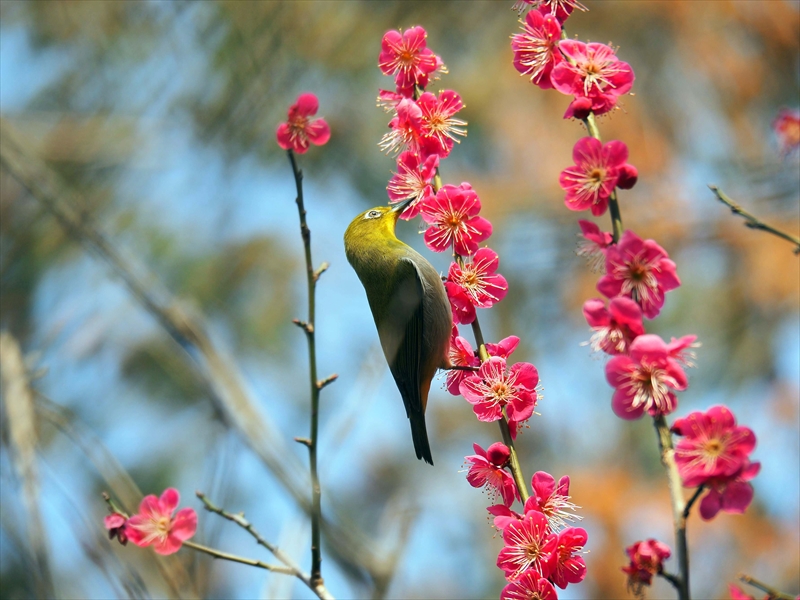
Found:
[344,199,452,465]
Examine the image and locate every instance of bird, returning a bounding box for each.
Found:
[344,199,452,465]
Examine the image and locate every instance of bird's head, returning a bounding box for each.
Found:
[344,199,412,251]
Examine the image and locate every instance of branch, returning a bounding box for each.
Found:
[682,484,705,520]
[653,415,689,600]
[0,117,382,586]
[738,573,797,600]
[195,492,334,600]
[709,185,800,254]
[286,149,328,589]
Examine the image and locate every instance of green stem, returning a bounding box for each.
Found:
[654,415,689,600]
[287,149,325,588]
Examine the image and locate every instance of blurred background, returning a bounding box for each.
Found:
[1,1,798,599]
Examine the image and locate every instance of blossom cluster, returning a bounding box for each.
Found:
[508,0,761,592]
[377,24,573,598]
[672,405,760,520]
[465,446,588,599]
[104,488,197,556]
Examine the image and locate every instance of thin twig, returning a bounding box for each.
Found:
[654,415,689,600]
[738,573,796,600]
[0,117,381,586]
[287,149,327,589]
[181,541,298,576]
[660,570,682,592]
[709,185,800,254]
[682,484,705,520]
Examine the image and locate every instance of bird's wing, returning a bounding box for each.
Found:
[385,258,424,417]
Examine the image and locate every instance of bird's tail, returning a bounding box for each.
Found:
[409,413,433,465]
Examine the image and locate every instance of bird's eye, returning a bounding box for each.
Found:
[365,210,382,219]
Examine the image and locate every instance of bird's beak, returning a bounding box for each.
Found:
[391,197,414,215]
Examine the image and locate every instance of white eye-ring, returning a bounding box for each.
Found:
[364,210,382,219]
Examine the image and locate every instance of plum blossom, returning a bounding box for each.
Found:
[667,335,699,367]
[576,220,613,272]
[486,336,521,360]
[488,504,524,532]
[559,137,635,216]
[446,331,480,395]
[621,539,671,592]
[512,0,587,22]
[417,90,468,158]
[773,107,800,154]
[104,513,128,545]
[728,584,756,600]
[497,510,558,580]
[500,570,558,600]
[380,97,423,155]
[126,488,197,555]
[464,442,519,506]
[551,41,634,117]
[551,527,588,589]
[446,248,508,309]
[526,471,582,532]
[445,280,477,325]
[460,356,539,435]
[275,93,331,154]
[378,27,440,96]
[420,184,492,255]
[387,151,438,219]
[511,9,563,89]
[671,405,756,487]
[597,230,681,319]
[698,460,760,521]
[605,334,688,420]
[583,297,645,355]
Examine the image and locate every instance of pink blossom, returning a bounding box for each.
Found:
[486,336,521,359]
[104,512,128,545]
[465,442,519,507]
[698,460,760,521]
[525,471,581,532]
[125,488,197,555]
[576,220,613,271]
[377,89,404,112]
[275,93,331,154]
[378,27,439,96]
[513,0,587,22]
[380,97,423,155]
[605,334,688,420]
[445,280,477,325]
[417,90,467,158]
[460,357,539,432]
[511,9,563,90]
[447,248,508,309]
[671,405,756,487]
[597,230,681,319]
[420,184,492,255]
[583,297,645,355]
[387,151,438,220]
[551,527,588,589]
[551,41,634,117]
[497,510,558,580]
[773,107,800,154]
[559,137,634,216]
[500,570,558,600]
[488,504,524,532]
[621,539,671,589]
[667,335,699,367]
[446,331,480,395]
